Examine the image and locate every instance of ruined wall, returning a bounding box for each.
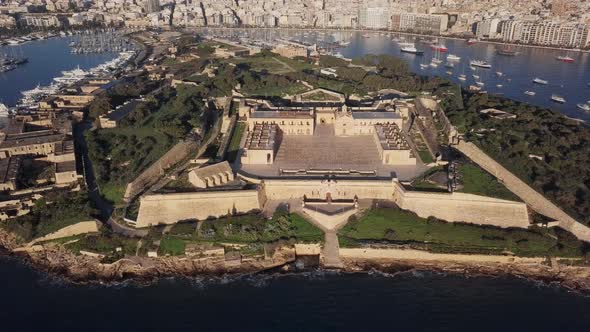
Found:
[393,184,530,228]
[123,140,198,202]
[30,220,100,245]
[456,141,590,241]
[262,178,396,201]
[135,190,261,227]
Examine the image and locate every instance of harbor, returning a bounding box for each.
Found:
[199,28,590,122]
[0,34,138,108]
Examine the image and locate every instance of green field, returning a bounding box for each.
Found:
[226,122,245,162]
[457,163,520,201]
[339,208,586,257]
[155,212,323,256]
[2,192,96,243]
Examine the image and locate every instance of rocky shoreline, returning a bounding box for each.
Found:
[0,242,588,294]
[1,226,589,291]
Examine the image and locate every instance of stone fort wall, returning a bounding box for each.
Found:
[262,178,396,201]
[135,190,261,228]
[123,140,198,202]
[456,141,590,241]
[393,184,530,228]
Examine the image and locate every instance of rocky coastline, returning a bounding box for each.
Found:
[0,242,588,294]
[1,222,588,291]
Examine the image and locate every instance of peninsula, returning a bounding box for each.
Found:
[1,30,590,291]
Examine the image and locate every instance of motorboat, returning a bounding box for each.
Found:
[496,84,503,88]
[458,74,467,81]
[431,43,448,52]
[447,54,461,61]
[524,91,536,96]
[576,103,590,112]
[466,38,477,45]
[551,94,566,103]
[473,75,480,79]
[496,72,504,77]
[399,43,424,55]
[533,78,548,85]
[470,60,492,69]
[476,81,485,86]
[497,48,517,56]
[556,56,574,63]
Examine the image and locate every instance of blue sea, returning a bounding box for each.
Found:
[0,256,588,331]
[0,36,116,107]
[1,31,590,331]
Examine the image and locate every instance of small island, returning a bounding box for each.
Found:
[1,31,589,291]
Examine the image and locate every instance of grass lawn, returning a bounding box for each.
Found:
[100,182,127,205]
[418,150,434,164]
[339,208,586,257]
[226,122,245,162]
[232,54,315,74]
[66,233,138,256]
[159,236,186,256]
[458,163,520,201]
[154,212,323,256]
[164,212,323,245]
[242,82,310,97]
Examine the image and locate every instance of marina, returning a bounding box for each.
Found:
[0,35,134,107]
[14,51,135,110]
[199,28,590,121]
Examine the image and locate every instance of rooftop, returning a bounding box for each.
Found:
[190,161,233,179]
[374,123,411,151]
[0,132,65,149]
[244,123,278,150]
[56,160,76,173]
[250,110,313,120]
[0,156,21,184]
[352,111,401,120]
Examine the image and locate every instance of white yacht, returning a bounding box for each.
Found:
[576,103,590,112]
[447,54,461,61]
[551,94,566,103]
[470,60,492,69]
[524,91,536,96]
[399,43,424,55]
[533,78,548,85]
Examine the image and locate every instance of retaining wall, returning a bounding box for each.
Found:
[393,184,530,228]
[135,190,261,227]
[123,140,198,202]
[30,220,100,245]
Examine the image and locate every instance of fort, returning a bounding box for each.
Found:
[133,89,539,233]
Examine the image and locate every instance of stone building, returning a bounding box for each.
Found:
[0,156,21,191]
[188,161,235,188]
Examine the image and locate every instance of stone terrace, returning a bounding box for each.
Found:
[240,124,429,180]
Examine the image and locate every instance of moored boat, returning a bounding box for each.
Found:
[497,48,517,56]
[551,94,566,103]
[533,78,548,85]
[556,55,574,63]
[431,43,448,52]
[399,43,424,55]
[470,60,492,69]
[447,54,461,61]
[576,103,590,112]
